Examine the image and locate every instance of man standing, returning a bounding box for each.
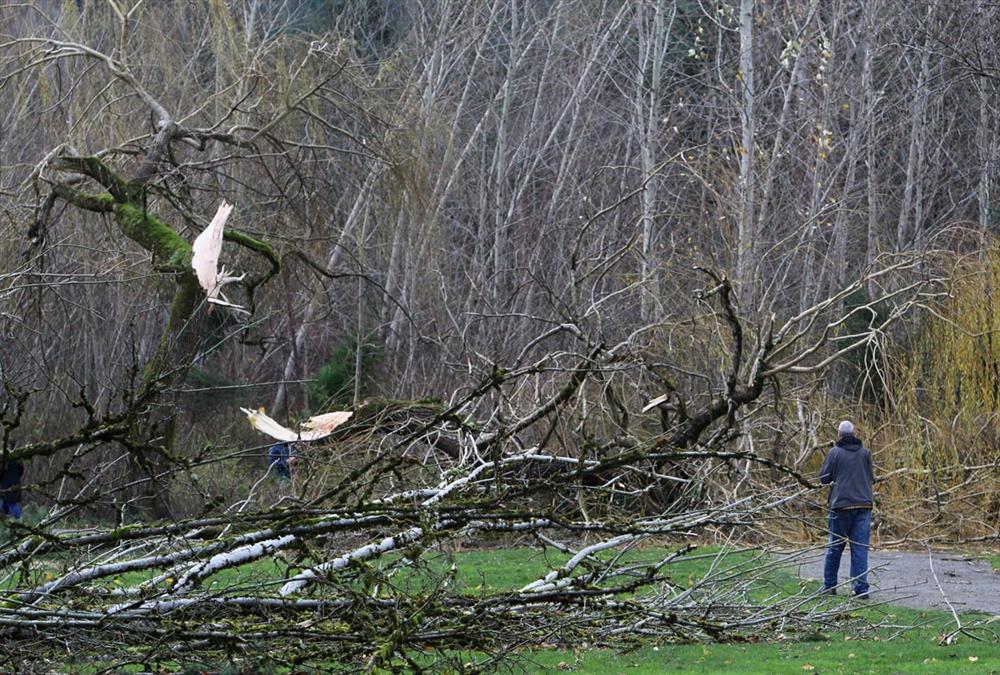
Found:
[819,420,873,598]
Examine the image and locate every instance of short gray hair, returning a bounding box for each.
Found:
[837,420,855,434]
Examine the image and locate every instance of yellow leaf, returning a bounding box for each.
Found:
[802,665,815,671]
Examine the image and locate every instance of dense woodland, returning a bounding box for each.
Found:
[0,0,998,669]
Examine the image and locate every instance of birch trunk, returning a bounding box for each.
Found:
[862,2,881,297]
[637,2,674,323]
[736,0,757,306]
[977,75,996,253]
[895,10,933,252]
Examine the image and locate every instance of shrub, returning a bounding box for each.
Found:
[307,334,380,411]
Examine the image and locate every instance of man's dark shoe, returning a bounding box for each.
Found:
[823,587,837,596]
[853,592,870,601]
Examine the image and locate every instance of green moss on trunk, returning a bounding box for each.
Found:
[224,229,279,271]
[51,185,115,212]
[53,155,133,201]
[140,269,201,391]
[115,202,192,270]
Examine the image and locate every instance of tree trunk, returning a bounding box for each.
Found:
[736,0,757,306]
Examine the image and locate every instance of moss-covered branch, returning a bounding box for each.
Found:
[224,228,281,286]
[44,154,287,393]
[49,156,193,271]
[114,202,192,271]
[50,184,115,213]
[51,155,133,202]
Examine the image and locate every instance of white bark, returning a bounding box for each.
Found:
[636,2,676,322]
[736,0,757,305]
[520,533,637,593]
[280,525,430,596]
[863,4,881,296]
[895,7,934,252]
[977,75,996,251]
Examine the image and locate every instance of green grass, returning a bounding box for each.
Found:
[364,546,1000,673]
[429,547,1000,674]
[511,548,999,674]
[987,553,1000,573]
[524,600,1000,673]
[525,637,1000,673]
[385,545,774,597]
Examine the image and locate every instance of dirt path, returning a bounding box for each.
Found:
[786,548,1000,615]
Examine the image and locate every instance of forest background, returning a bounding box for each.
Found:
[0,0,998,668]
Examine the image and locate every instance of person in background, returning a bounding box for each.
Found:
[819,420,874,599]
[1,442,24,520]
[267,441,296,481]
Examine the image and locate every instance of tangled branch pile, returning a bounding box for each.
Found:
[1,263,938,670]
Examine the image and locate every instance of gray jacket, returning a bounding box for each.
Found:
[818,435,873,510]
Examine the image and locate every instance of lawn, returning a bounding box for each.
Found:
[526,636,999,673]
[434,547,1000,673]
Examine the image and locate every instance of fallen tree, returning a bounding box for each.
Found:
[2,254,964,670]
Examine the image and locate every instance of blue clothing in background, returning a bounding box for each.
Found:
[0,459,23,520]
[268,442,292,479]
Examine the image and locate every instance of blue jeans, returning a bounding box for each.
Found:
[270,461,290,480]
[823,508,871,595]
[1,501,21,520]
